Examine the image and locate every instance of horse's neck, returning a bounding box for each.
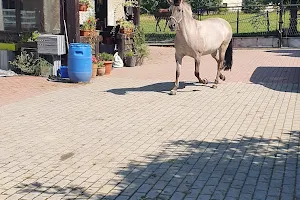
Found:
[177,16,197,41]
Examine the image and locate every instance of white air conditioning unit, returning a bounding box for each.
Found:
[37,34,66,55]
[37,34,66,76]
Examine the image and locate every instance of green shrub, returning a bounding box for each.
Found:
[98,52,114,61]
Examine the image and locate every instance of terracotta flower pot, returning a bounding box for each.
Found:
[80,30,92,36]
[103,61,113,75]
[79,4,88,11]
[97,67,105,76]
[92,64,97,78]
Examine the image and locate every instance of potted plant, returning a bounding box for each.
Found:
[97,61,105,76]
[80,16,97,36]
[98,52,114,75]
[124,50,137,67]
[79,0,91,11]
[92,55,98,78]
[118,19,135,35]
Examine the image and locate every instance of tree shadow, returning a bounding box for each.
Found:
[15,131,300,199]
[106,81,212,95]
[265,49,300,58]
[15,182,95,199]
[250,66,300,93]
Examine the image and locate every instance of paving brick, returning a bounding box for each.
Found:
[0,48,300,200]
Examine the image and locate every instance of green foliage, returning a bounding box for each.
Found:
[124,0,139,7]
[98,52,114,61]
[119,19,135,29]
[134,26,149,60]
[9,51,52,76]
[125,50,135,57]
[188,0,222,9]
[140,0,223,14]
[97,61,105,68]
[20,31,40,42]
[242,0,265,13]
[140,0,170,14]
[218,7,228,14]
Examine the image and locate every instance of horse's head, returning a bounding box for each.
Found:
[167,0,192,31]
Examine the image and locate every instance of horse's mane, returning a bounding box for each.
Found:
[181,1,193,18]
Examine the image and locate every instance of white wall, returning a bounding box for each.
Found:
[107,0,125,26]
[0,0,4,30]
[222,0,243,7]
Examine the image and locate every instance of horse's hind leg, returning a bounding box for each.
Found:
[156,19,161,32]
[194,57,208,84]
[212,48,226,85]
[170,54,183,95]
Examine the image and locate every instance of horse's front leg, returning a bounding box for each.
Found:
[170,56,183,95]
[194,57,208,84]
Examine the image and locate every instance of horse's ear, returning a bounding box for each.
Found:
[166,0,174,5]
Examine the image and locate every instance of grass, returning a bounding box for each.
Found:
[141,10,298,43]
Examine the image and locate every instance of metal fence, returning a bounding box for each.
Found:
[140,4,300,44]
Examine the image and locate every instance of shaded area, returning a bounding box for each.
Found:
[265,49,300,58]
[106,81,212,95]
[250,66,300,93]
[15,132,300,199]
[15,182,94,199]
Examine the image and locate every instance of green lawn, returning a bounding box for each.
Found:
[141,10,296,43]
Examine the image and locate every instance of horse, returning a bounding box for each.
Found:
[166,0,233,95]
[154,9,172,32]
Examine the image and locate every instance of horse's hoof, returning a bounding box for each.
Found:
[214,79,219,84]
[212,85,218,89]
[169,90,177,95]
[201,78,208,84]
[220,74,226,81]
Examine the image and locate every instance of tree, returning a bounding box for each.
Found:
[242,0,266,13]
[140,0,170,14]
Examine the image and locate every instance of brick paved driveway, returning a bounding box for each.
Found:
[0,47,299,200]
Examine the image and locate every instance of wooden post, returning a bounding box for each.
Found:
[267,10,270,32]
[15,0,21,32]
[133,0,141,26]
[279,0,283,47]
[236,9,239,34]
[65,0,80,43]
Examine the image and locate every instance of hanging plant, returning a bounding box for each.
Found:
[118,19,135,35]
[80,16,98,36]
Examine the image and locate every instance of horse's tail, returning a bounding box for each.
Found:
[223,39,233,71]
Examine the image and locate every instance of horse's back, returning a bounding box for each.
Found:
[196,18,232,54]
[200,18,232,38]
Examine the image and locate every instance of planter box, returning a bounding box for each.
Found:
[0,43,17,51]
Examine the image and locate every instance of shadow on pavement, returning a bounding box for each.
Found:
[250,66,300,93]
[264,49,300,58]
[15,131,300,199]
[106,81,212,95]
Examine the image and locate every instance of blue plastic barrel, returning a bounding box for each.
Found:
[60,66,69,78]
[68,43,92,83]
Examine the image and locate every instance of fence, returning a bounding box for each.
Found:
[140,4,300,44]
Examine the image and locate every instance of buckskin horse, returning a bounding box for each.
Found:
[167,0,233,95]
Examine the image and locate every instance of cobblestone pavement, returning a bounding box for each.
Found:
[0,48,299,200]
